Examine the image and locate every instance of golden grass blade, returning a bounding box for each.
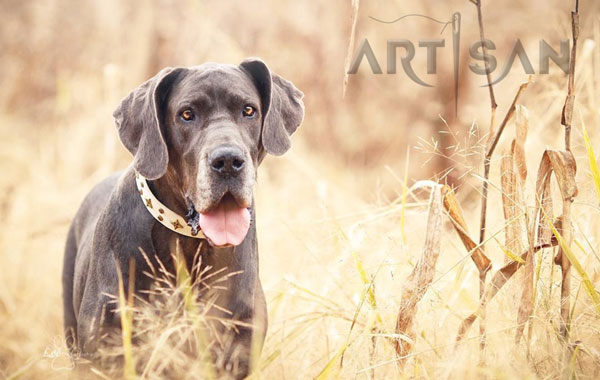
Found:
[352,251,378,313]
[267,319,315,353]
[401,149,410,245]
[140,326,184,378]
[544,213,600,316]
[248,323,318,379]
[394,185,442,361]
[286,280,344,311]
[497,242,525,264]
[258,349,281,372]
[316,343,350,380]
[581,119,600,205]
[174,246,194,316]
[569,344,581,379]
[4,358,40,380]
[90,367,114,380]
[351,250,388,376]
[339,247,389,370]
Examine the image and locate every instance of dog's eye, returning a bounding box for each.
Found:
[180,109,195,122]
[242,106,256,118]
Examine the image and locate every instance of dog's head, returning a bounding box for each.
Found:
[113,59,304,247]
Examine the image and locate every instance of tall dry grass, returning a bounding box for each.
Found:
[1,0,600,379]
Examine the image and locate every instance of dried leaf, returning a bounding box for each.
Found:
[480,78,532,246]
[401,149,410,245]
[562,95,575,129]
[441,186,491,273]
[514,105,529,181]
[515,149,578,341]
[515,244,534,344]
[395,185,442,360]
[442,184,492,350]
[456,245,536,344]
[581,120,600,205]
[501,148,525,262]
[546,151,578,200]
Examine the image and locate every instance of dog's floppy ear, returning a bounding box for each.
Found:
[113,67,185,179]
[240,58,305,156]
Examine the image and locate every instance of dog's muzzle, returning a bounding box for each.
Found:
[190,144,253,247]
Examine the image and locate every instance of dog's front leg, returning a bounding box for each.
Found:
[203,248,266,379]
[76,258,123,364]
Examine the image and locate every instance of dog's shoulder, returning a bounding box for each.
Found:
[91,168,157,259]
[71,171,123,244]
[73,168,155,289]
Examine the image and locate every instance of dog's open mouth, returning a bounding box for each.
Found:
[187,193,250,247]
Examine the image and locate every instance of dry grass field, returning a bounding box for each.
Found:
[1,0,600,378]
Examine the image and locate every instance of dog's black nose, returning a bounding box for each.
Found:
[209,146,245,177]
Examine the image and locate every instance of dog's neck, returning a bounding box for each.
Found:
[135,171,205,239]
[146,176,189,217]
[136,170,256,251]
[130,169,255,283]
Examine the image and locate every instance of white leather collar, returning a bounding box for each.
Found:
[135,172,205,239]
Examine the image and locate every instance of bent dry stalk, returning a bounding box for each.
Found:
[394,185,442,363]
[470,0,530,355]
[558,0,579,339]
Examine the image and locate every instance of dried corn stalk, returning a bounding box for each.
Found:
[561,0,579,150]
[512,150,576,343]
[500,106,529,261]
[501,105,532,343]
[455,240,556,344]
[538,151,577,337]
[442,185,491,349]
[466,0,531,352]
[442,186,491,274]
[513,105,528,182]
[454,152,577,345]
[454,149,576,346]
[394,184,442,361]
[479,79,531,246]
[556,0,579,338]
[500,145,525,263]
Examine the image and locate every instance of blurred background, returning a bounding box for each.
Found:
[1,0,599,378]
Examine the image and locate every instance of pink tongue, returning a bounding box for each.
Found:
[198,196,250,247]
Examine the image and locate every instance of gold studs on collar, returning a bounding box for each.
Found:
[135,172,205,239]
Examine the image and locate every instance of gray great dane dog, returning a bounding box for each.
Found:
[62,58,304,377]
